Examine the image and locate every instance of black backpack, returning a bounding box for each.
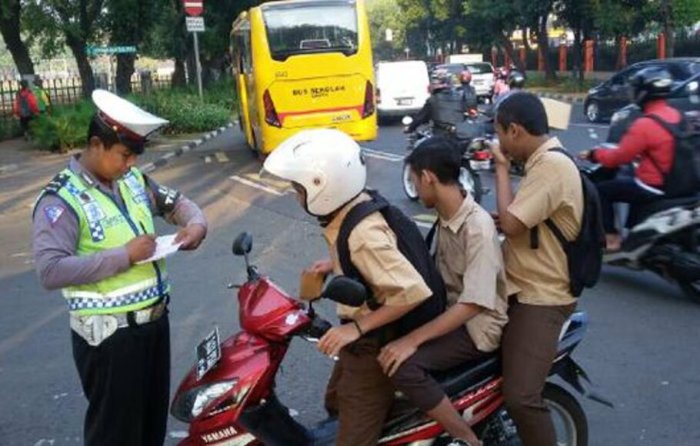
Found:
[530,149,605,297]
[645,113,700,198]
[336,190,446,339]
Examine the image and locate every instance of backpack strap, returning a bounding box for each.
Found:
[530,148,572,250]
[425,219,439,255]
[643,113,679,178]
[336,191,388,310]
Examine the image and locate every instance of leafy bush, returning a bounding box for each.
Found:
[30,101,94,153]
[0,119,21,140]
[131,80,236,134]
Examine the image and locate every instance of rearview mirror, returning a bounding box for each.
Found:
[323,276,367,307]
[232,232,253,256]
[402,116,413,126]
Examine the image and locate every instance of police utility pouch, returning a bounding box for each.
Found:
[70,314,119,346]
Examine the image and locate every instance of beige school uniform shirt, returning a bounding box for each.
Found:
[435,194,509,352]
[323,193,432,320]
[503,137,583,306]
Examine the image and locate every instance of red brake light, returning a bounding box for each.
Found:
[263,90,281,127]
[473,150,491,161]
[362,81,375,118]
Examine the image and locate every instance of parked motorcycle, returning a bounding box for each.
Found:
[401,116,491,203]
[169,232,610,445]
[585,161,700,303]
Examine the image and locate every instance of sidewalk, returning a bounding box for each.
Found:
[0,123,232,217]
[531,89,587,104]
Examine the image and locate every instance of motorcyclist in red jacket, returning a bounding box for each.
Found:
[579,67,680,251]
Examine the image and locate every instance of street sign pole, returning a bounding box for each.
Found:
[183,0,204,100]
[193,31,203,100]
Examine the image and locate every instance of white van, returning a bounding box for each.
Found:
[375,61,430,118]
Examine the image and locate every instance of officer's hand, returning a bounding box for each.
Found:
[578,150,592,161]
[126,235,157,264]
[175,224,207,251]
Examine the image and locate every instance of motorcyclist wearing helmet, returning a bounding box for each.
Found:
[579,67,681,251]
[263,129,434,446]
[459,69,479,116]
[507,70,525,91]
[405,71,472,135]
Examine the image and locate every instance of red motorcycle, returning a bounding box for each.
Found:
[170,232,610,445]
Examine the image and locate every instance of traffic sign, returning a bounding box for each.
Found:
[86,46,137,56]
[186,17,205,33]
[183,1,203,16]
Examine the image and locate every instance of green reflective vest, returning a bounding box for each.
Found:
[36,167,170,315]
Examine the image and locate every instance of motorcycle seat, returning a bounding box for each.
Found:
[629,194,700,226]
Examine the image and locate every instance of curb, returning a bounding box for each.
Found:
[533,91,585,104]
[140,122,235,174]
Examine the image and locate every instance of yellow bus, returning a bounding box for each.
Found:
[231,0,377,155]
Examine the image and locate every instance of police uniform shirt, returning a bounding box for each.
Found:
[32,156,207,290]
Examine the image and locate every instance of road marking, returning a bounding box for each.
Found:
[413,213,437,223]
[230,175,285,196]
[414,220,434,229]
[244,172,291,191]
[361,147,404,162]
[587,128,600,140]
[569,123,609,129]
[215,151,230,163]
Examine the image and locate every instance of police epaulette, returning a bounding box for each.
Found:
[43,172,70,195]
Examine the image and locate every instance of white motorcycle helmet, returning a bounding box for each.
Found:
[263,129,367,217]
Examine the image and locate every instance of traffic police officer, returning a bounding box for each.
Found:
[32,89,208,446]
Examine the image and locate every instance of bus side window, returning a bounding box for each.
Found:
[241,31,252,74]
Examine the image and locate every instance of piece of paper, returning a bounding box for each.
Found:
[541,97,572,131]
[136,234,182,264]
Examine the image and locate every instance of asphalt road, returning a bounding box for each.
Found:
[1,104,699,445]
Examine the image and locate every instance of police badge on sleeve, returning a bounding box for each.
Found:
[44,205,65,226]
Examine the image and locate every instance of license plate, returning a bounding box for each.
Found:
[397,98,413,106]
[196,327,221,380]
[470,160,491,171]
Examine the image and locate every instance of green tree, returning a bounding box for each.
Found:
[0,0,35,76]
[556,0,597,82]
[653,0,700,57]
[24,0,105,96]
[368,0,407,60]
[105,0,167,94]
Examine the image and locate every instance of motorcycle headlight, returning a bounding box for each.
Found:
[171,379,238,422]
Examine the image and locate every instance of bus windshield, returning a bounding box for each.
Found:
[262,1,358,61]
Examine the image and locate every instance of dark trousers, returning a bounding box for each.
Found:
[72,314,171,446]
[390,326,485,412]
[596,174,661,234]
[325,337,395,446]
[19,116,33,134]
[501,300,575,446]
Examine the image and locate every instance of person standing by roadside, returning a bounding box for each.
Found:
[13,79,39,140]
[489,92,583,446]
[32,75,52,115]
[32,89,208,446]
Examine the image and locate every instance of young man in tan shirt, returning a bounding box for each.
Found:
[490,92,583,446]
[378,138,509,446]
[263,129,437,446]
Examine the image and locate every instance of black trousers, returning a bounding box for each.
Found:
[72,314,171,446]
